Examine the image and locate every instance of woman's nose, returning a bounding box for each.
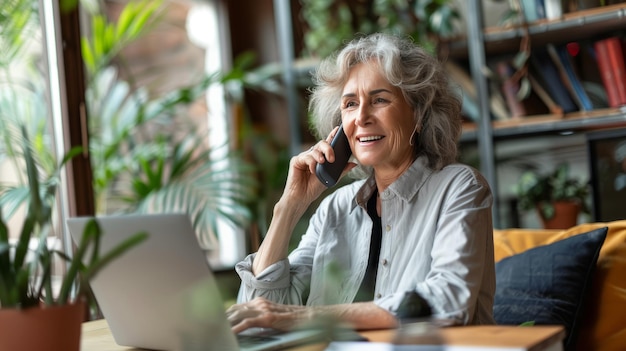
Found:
[355,104,371,126]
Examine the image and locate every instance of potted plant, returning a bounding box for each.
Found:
[515,163,590,229]
[0,126,147,351]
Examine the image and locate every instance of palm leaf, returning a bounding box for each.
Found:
[0,0,36,68]
[0,210,12,303]
[134,154,258,249]
[81,0,162,75]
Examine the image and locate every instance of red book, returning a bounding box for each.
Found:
[594,37,626,108]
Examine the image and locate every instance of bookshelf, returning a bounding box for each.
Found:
[448,1,626,227]
[461,107,626,141]
[447,3,626,58]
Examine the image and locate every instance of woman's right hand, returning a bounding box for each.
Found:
[251,127,356,275]
[226,297,310,333]
[281,127,355,207]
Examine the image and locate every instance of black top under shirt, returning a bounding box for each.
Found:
[354,190,383,302]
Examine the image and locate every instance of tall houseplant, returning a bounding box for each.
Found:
[515,163,590,229]
[0,127,147,351]
[81,1,261,253]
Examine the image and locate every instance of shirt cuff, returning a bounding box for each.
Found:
[373,291,409,316]
[235,253,292,290]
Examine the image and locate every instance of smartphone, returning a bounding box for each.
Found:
[315,125,352,187]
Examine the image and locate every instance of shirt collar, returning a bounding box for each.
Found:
[350,156,433,212]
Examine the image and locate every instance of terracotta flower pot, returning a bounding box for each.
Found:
[0,301,85,351]
[539,201,581,229]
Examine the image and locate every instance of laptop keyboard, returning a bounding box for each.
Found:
[236,334,280,346]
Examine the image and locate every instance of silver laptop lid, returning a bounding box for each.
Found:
[66,213,239,350]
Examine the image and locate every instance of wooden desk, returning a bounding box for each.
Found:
[81,319,565,351]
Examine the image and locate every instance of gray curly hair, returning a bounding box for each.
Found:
[308,33,462,178]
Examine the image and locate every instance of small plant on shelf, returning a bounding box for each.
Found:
[515,163,590,227]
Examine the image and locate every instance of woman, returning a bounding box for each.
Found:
[227,33,495,333]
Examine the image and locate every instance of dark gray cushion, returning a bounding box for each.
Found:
[493,226,607,350]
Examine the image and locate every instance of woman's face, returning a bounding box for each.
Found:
[340,61,416,175]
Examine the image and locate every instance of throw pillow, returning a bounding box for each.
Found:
[493,226,608,351]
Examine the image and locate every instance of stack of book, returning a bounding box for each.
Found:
[594,36,626,108]
[449,36,626,122]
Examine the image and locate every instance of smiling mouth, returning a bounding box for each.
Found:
[359,136,384,142]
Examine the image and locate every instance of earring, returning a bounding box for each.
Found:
[409,125,419,146]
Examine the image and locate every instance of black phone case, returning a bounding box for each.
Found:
[315,126,352,187]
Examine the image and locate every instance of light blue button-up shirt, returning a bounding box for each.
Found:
[236,156,495,325]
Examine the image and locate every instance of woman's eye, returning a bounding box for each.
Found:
[374,97,387,104]
[344,101,357,108]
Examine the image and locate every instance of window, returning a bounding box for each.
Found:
[1,0,248,281]
[0,0,86,290]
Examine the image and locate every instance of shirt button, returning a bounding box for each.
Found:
[381,259,388,266]
[385,224,391,232]
[376,293,382,299]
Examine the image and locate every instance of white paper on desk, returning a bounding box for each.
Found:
[325,342,444,350]
[326,343,535,351]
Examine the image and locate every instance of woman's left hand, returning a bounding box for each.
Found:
[226,297,310,333]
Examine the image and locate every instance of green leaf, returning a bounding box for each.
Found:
[12,213,35,273]
[126,1,161,42]
[104,23,115,56]
[80,37,95,73]
[115,1,136,39]
[92,16,106,59]
[58,219,100,303]
[0,212,13,303]
[15,265,37,308]
[32,236,53,305]
[57,219,99,303]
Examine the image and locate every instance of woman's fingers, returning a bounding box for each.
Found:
[282,126,345,200]
[226,298,306,333]
[297,140,331,175]
[322,126,340,163]
[326,125,340,143]
[305,127,340,166]
[306,143,327,165]
[231,313,273,334]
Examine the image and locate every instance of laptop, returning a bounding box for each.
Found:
[66,213,330,351]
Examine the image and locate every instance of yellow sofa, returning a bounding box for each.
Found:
[493,221,626,351]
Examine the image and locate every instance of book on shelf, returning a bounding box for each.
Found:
[594,36,626,108]
[460,93,480,122]
[571,0,606,11]
[543,0,563,19]
[445,61,508,121]
[520,0,563,22]
[528,73,564,116]
[546,43,594,111]
[489,87,511,121]
[529,48,579,113]
[496,61,526,118]
[521,0,541,22]
[485,59,520,120]
[446,61,479,121]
